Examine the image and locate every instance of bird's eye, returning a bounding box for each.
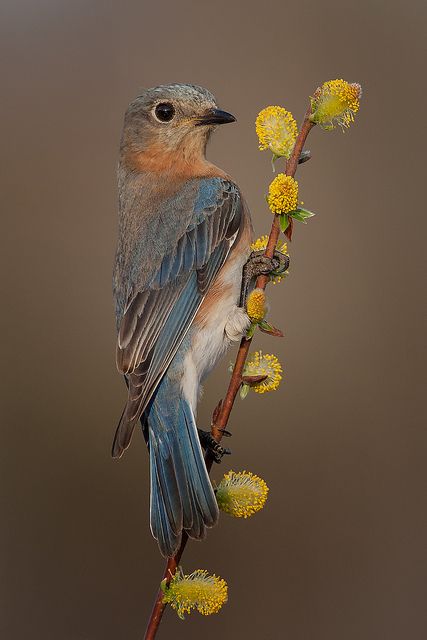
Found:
[154,102,175,122]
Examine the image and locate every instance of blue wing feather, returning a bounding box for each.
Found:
[113,178,243,458]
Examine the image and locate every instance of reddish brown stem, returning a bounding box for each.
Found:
[211,111,314,439]
[144,539,186,640]
[144,108,315,640]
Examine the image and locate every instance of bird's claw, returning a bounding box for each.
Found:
[198,429,231,464]
[240,250,290,305]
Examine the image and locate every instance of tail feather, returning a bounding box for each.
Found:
[148,385,219,558]
[150,461,180,556]
[149,415,182,535]
[181,402,218,527]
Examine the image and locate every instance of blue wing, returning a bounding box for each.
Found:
[113,177,244,457]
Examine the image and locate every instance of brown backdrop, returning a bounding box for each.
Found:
[1,1,426,638]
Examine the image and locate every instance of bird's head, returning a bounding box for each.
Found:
[120,84,235,171]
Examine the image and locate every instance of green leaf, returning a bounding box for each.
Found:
[289,211,307,223]
[259,321,284,337]
[289,207,316,223]
[246,323,257,339]
[259,320,274,332]
[240,384,250,400]
[279,214,290,232]
[297,207,316,217]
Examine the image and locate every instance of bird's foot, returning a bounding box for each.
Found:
[240,250,290,306]
[198,429,231,464]
[244,250,290,279]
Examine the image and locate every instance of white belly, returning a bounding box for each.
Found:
[181,250,250,410]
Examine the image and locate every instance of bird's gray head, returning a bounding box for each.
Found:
[120,83,235,164]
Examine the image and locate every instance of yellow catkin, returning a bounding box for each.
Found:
[311,79,362,129]
[162,569,228,619]
[216,470,269,518]
[246,288,266,322]
[243,351,283,394]
[255,106,298,158]
[251,235,288,255]
[267,174,298,215]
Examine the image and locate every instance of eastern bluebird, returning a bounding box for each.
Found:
[112,84,287,558]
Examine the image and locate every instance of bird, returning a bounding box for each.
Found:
[112,84,286,558]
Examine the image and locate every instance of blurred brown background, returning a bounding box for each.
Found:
[1,1,426,638]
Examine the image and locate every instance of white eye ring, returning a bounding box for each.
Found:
[153,102,175,123]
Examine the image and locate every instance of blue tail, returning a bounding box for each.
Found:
[146,374,219,557]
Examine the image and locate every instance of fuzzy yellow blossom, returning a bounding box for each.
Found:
[250,235,289,284]
[161,568,228,619]
[251,235,288,255]
[310,79,362,130]
[216,470,269,518]
[243,351,283,394]
[246,288,266,322]
[267,174,299,214]
[256,106,298,159]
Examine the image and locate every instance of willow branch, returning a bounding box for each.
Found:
[144,107,315,640]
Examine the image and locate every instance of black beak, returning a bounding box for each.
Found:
[195,108,236,126]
